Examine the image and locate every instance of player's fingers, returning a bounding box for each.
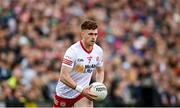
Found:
[87,95,96,101]
[87,97,94,101]
[83,88,97,97]
[88,85,93,89]
[88,91,97,97]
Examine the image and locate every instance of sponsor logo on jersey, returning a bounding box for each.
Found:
[77,58,84,62]
[84,64,96,73]
[85,64,96,68]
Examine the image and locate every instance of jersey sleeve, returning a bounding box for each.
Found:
[96,48,104,67]
[62,47,76,68]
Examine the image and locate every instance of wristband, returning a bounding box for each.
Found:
[75,85,83,93]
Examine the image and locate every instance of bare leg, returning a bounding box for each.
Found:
[74,97,93,107]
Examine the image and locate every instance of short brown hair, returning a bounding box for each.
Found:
[81,20,98,30]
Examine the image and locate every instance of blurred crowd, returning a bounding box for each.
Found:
[0,0,180,107]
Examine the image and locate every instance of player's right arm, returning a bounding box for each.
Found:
[60,65,97,101]
[59,47,97,100]
[59,65,77,89]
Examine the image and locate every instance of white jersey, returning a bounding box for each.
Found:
[56,41,103,99]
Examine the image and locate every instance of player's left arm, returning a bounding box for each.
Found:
[96,48,104,83]
[96,66,104,83]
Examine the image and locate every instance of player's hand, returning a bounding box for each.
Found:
[81,87,97,101]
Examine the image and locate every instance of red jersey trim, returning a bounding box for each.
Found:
[80,40,93,54]
[62,58,73,66]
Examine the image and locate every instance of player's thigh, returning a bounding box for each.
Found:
[74,97,93,107]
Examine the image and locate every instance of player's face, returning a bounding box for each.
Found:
[83,29,98,46]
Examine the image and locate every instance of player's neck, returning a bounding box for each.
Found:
[80,40,93,52]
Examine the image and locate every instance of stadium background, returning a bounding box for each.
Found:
[0,0,179,107]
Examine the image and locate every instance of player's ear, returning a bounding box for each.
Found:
[81,31,85,35]
[81,31,86,37]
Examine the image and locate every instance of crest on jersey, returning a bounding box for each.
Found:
[87,56,92,63]
[96,56,99,61]
[75,64,85,73]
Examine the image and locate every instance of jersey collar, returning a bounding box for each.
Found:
[80,40,93,54]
